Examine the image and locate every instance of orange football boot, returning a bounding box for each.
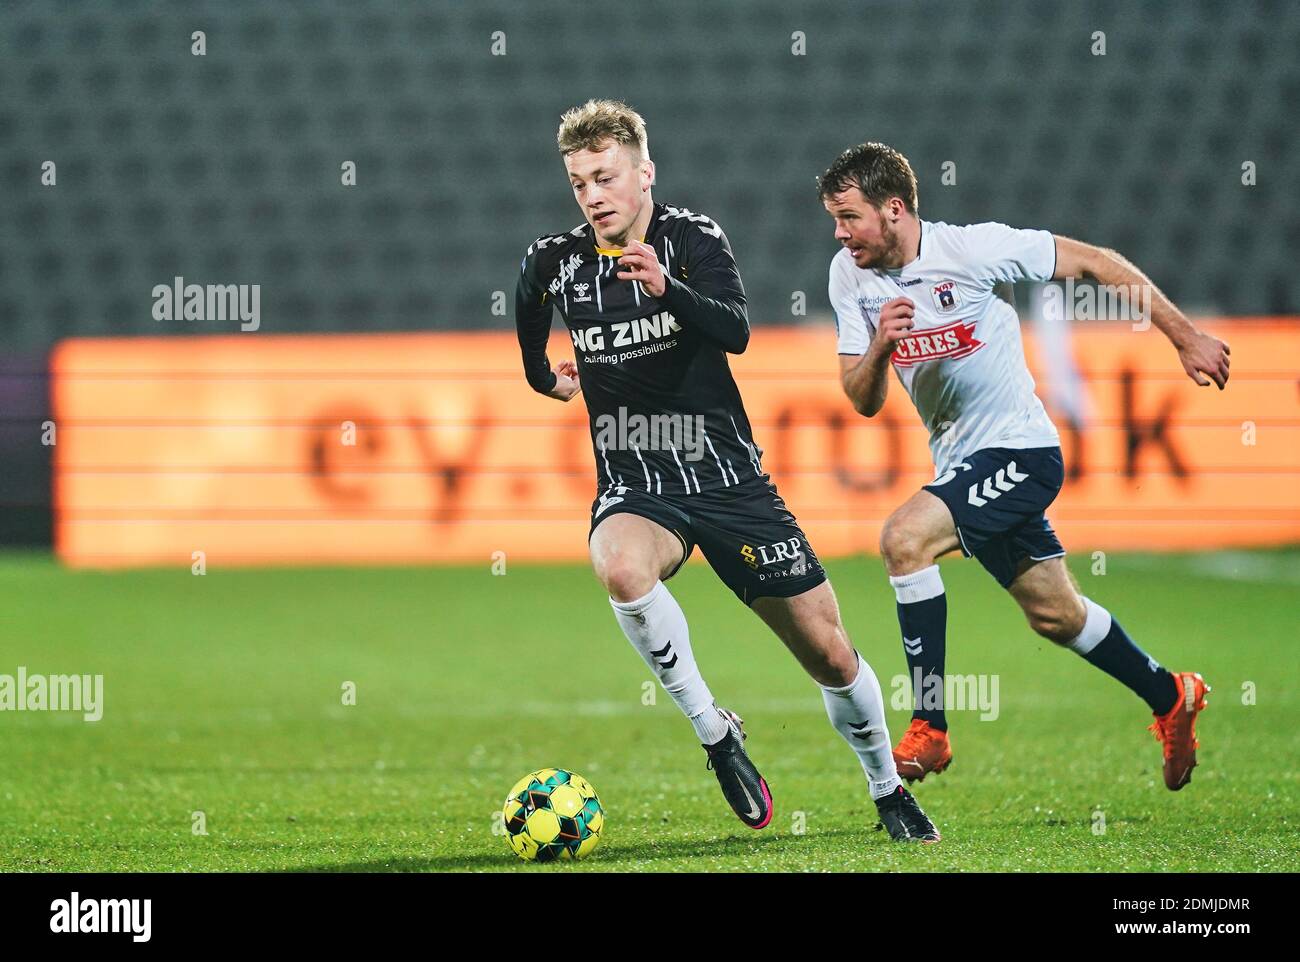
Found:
[892,719,953,783]
[1148,672,1210,791]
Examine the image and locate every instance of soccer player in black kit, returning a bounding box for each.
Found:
[515,99,938,842]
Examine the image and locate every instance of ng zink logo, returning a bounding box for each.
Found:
[547,252,584,296]
[570,311,682,354]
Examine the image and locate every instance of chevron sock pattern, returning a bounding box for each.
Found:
[609,581,729,744]
[820,651,901,799]
[966,459,1030,507]
[889,564,949,732]
[1068,597,1180,715]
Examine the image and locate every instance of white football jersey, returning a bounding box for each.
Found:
[830,219,1062,476]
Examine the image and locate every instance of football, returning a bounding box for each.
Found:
[502,768,604,862]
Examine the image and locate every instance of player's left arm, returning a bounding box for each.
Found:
[1052,235,1230,390]
[615,228,750,354]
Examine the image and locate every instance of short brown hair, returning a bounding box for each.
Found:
[557,99,648,159]
[817,142,918,214]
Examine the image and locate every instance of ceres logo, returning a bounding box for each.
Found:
[891,319,984,368]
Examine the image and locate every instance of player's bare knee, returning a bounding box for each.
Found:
[594,552,657,603]
[1026,603,1082,644]
[1059,595,1087,639]
[879,518,927,575]
[1024,608,1057,641]
[814,615,860,686]
[825,644,859,688]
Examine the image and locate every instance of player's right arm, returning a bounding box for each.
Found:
[956,222,1229,391]
[515,248,581,402]
[1052,235,1230,390]
[829,256,911,417]
[839,300,915,416]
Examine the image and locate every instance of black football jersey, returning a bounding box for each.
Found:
[515,202,766,496]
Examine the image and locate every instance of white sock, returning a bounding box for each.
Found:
[821,651,902,799]
[1066,596,1112,655]
[610,581,730,745]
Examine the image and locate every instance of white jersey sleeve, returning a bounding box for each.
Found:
[830,253,871,355]
[955,222,1057,286]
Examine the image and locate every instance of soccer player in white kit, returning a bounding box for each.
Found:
[820,143,1230,792]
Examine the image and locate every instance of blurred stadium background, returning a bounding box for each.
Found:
[0,1,1297,872]
[2,0,1296,555]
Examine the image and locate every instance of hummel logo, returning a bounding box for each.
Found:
[527,233,567,254]
[573,282,592,303]
[650,640,678,671]
[849,719,877,741]
[659,205,722,237]
[967,461,1029,507]
[903,636,923,656]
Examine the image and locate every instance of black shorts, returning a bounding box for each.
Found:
[588,476,828,606]
[923,446,1066,588]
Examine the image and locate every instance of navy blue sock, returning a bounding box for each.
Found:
[1070,598,1179,715]
[889,565,948,731]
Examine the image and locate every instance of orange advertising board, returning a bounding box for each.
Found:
[51,321,1299,568]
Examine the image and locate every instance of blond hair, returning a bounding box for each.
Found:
[557,99,649,159]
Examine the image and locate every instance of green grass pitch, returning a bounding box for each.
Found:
[0,548,1295,872]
